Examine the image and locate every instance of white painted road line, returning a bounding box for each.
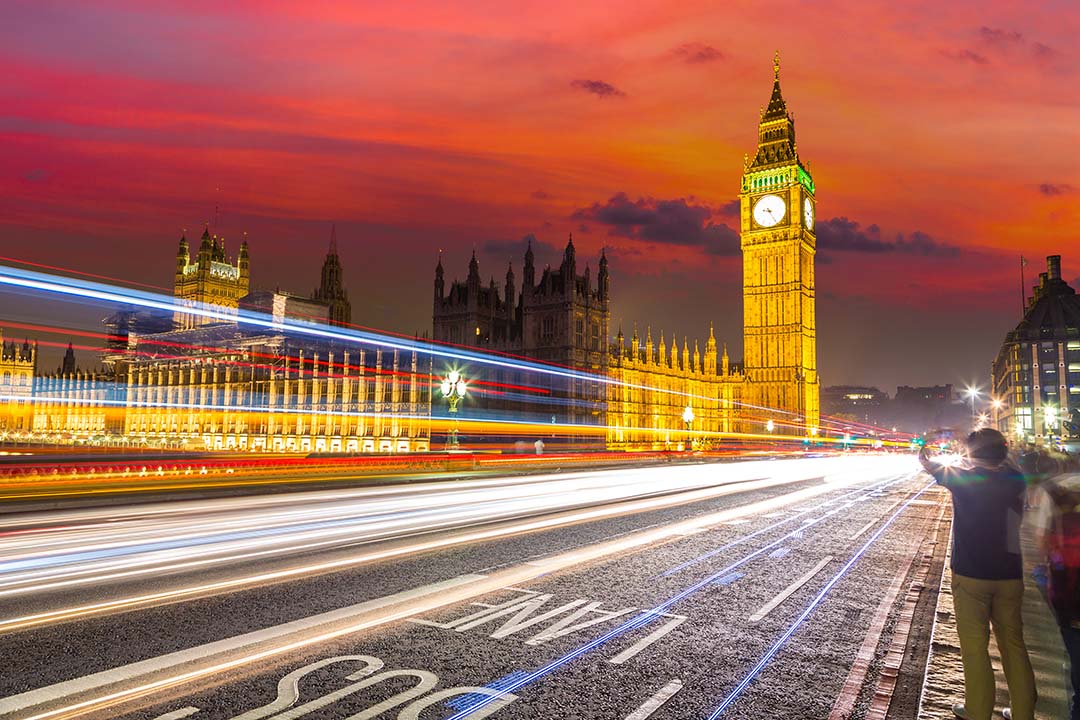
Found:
[625,679,684,720]
[748,556,834,622]
[0,575,484,719]
[850,493,910,541]
[849,518,877,541]
[151,708,199,720]
[608,614,687,665]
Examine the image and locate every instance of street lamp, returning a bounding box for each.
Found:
[765,418,775,433]
[440,369,467,449]
[964,386,981,422]
[1044,405,1058,443]
[682,405,695,450]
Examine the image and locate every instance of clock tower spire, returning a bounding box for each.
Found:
[739,52,820,433]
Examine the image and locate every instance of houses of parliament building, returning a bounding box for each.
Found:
[2,53,818,453]
[2,228,431,454]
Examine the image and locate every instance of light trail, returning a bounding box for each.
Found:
[657,463,903,578]
[0,457,896,632]
[0,262,884,436]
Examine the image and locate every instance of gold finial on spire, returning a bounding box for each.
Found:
[774,50,781,80]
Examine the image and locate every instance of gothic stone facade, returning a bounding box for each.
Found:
[0,331,37,433]
[607,327,744,451]
[433,236,609,426]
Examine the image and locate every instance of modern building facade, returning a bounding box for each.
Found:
[992,255,1080,449]
[739,52,820,431]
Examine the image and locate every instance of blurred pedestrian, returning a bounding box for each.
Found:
[920,428,1035,720]
[1031,467,1080,720]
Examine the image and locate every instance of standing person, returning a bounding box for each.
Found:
[1032,468,1080,720]
[920,428,1036,720]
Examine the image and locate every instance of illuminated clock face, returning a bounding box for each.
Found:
[803,198,814,230]
[752,194,786,227]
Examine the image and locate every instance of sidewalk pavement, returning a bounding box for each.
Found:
[919,512,1070,719]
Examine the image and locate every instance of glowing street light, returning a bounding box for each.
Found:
[765,418,775,433]
[964,385,981,422]
[1044,405,1059,441]
[682,405,695,451]
[441,369,467,449]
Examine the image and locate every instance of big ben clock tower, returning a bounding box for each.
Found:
[740,52,820,432]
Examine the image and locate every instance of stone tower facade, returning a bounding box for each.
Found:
[312,225,352,327]
[173,227,250,330]
[739,52,820,432]
[0,329,37,432]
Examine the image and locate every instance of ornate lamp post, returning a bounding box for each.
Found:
[440,370,467,449]
[682,405,695,451]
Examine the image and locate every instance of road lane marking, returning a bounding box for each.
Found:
[151,709,199,720]
[712,572,744,587]
[625,679,683,720]
[768,547,790,558]
[848,519,877,541]
[608,614,687,665]
[849,492,911,542]
[0,575,483,719]
[748,556,833,622]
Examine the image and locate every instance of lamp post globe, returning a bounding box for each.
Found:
[682,405,695,450]
[441,370,467,449]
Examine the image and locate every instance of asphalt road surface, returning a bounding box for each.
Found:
[0,454,943,720]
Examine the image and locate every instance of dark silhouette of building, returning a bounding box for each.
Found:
[61,343,76,375]
[890,384,968,433]
[312,225,352,327]
[993,254,1080,450]
[433,235,610,426]
[822,385,888,425]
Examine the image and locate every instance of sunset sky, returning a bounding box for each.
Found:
[2,0,1078,391]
